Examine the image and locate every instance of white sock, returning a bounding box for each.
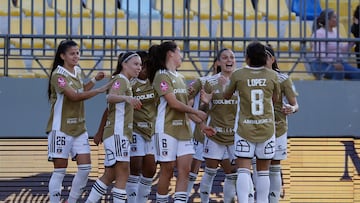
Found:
[199,167,217,203]
[174,191,187,203]
[67,164,91,203]
[156,193,169,203]
[256,170,270,203]
[248,174,255,203]
[269,165,282,203]
[49,168,66,203]
[224,173,237,203]
[187,172,198,197]
[236,168,251,203]
[126,175,139,203]
[86,179,108,203]
[137,176,153,203]
[112,187,127,203]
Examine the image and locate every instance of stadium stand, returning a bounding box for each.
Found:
[52,0,91,17]
[78,19,113,49]
[19,0,56,17]
[216,21,245,51]
[181,21,214,51]
[0,0,21,16]
[257,0,296,21]
[223,0,262,20]
[121,0,161,19]
[189,0,229,20]
[155,0,194,19]
[249,21,279,50]
[9,18,46,49]
[0,0,358,80]
[86,0,125,18]
[291,0,323,20]
[43,18,71,48]
[279,22,312,51]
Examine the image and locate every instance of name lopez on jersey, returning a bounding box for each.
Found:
[247,79,267,86]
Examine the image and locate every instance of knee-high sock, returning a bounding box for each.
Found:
[49,168,66,203]
[269,165,282,203]
[137,176,153,203]
[126,175,139,203]
[236,168,251,203]
[251,157,257,186]
[112,187,127,203]
[156,193,169,203]
[256,170,270,203]
[67,164,91,203]
[85,179,108,203]
[199,167,217,203]
[174,191,188,203]
[224,173,237,203]
[187,172,198,198]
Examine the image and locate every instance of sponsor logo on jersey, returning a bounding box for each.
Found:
[135,93,155,100]
[160,81,169,92]
[136,87,141,92]
[173,88,187,94]
[57,77,66,88]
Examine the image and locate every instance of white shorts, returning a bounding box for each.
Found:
[203,136,235,162]
[193,138,204,161]
[154,133,194,162]
[48,130,90,161]
[130,132,155,157]
[273,132,288,161]
[234,133,275,160]
[103,134,131,167]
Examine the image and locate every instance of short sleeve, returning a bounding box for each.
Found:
[109,77,128,95]
[51,74,69,94]
[153,73,173,96]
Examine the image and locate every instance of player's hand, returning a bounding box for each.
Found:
[127,97,142,110]
[200,88,213,104]
[200,123,216,137]
[95,71,106,81]
[93,131,103,145]
[282,104,295,115]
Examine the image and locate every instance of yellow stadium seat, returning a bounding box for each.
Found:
[190,0,229,20]
[258,0,296,20]
[249,21,279,50]
[31,58,53,78]
[9,19,46,49]
[78,57,102,79]
[280,22,312,51]
[0,1,21,16]
[285,62,316,80]
[52,0,91,17]
[155,0,194,19]
[181,21,214,51]
[21,0,56,17]
[4,58,36,78]
[223,0,262,20]
[320,0,358,17]
[178,58,203,80]
[78,19,113,49]
[86,0,125,18]
[336,23,350,38]
[44,18,70,48]
[112,20,144,50]
[102,58,118,76]
[216,21,245,51]
[140,21,177,50]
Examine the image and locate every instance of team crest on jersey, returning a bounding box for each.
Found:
[57,77,66,88]
[160,81,169,92]
[112,81,121,89]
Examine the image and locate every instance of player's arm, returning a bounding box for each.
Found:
[62,80,111,102]
[283,96,299,115]
[93,108,108,145]
[164,92,207,121]
[84,71,106,91]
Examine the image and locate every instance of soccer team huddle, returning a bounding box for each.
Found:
[46,39,299,203]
